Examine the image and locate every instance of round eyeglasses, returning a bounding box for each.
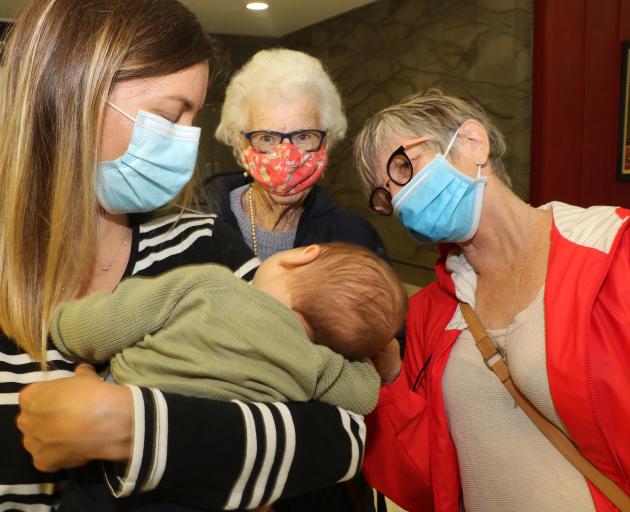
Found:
[369,136,431,216]
[244,129,327,153]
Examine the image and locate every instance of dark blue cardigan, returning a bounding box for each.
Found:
[201,173,387,259]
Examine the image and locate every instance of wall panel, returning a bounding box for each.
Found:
[531,0,630,208]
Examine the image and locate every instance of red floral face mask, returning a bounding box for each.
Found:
[242,143,328,196]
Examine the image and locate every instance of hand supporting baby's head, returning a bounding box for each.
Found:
[252,243,407,360]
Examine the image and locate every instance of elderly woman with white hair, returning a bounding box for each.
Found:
[200,49,383,512]
[205,48,385,261]
[354,89,630,512]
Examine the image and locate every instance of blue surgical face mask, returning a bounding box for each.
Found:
[391,129,487,244]
[96,102,200,213]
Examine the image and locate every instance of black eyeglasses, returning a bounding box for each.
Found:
[369,136,431,216]
[243,129,327,153]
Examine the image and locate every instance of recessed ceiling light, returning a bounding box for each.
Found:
[246,2,269,10]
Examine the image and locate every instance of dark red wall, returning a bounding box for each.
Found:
[531,0,630,208]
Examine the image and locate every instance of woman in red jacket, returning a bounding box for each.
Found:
[354,89,630,512]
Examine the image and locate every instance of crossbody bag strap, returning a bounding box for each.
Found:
[459,302,630,512]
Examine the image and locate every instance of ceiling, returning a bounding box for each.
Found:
[0,0,377,38]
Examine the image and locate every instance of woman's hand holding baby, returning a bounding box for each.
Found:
[16,364,133,472]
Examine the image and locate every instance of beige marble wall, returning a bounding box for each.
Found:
[203,0,533,286]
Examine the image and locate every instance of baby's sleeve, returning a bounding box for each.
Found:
[50,266,217,363]
[313,351,381,415]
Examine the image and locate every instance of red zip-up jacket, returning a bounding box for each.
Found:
[364,202,630,511]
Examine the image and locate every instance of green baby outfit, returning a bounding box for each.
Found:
[50,264,379,415]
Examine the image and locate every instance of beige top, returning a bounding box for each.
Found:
[442,287,595,512]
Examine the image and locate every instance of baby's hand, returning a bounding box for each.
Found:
[371,338,402,386]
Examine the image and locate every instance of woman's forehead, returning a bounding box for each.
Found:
[372,133,433,175]
[373,140,399,176]
[112,62,209,111]
[375,132,412,163]
[246,95,320,130]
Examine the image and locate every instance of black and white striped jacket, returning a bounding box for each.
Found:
[1,213,366,511]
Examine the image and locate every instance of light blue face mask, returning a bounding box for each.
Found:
[391,129,487,244]
[97,102,201,213]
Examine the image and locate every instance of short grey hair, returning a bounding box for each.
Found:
[354,88,511,194]
[215,48,347,162]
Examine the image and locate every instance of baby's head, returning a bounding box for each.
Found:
[252,243,407,359]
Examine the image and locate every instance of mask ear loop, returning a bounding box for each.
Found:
[443,128,460,157]
[106,101,136,123]
[446,127,488,178]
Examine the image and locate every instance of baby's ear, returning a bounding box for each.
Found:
[280,244,321,268]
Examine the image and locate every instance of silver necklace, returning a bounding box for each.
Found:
[247,186,258,256]
[498,206,533,363]
[99,234,128,273]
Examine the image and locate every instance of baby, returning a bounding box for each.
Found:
[50,242,407,415]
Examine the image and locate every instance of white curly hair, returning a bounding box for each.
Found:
[215,48,347,163]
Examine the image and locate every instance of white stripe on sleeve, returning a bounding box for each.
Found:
[0,370,73,384]
[349,410,366,463]
[336,407,361,483]
[132,229,213,274]
[225,400,258,510]
[138,213,217,234]
[138,218,216,252]
[0,349,71,365]
[0,503,52,512]
[0,393,20,405]
[233,257,260,280]
[141,389,169,492]
[106,385,144,498]
[247,403,277,509]
[265,402,296,504]
[0,483,56,495]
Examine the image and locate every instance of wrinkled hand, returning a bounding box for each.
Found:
[371,339,402,386]
[17,364,133,472]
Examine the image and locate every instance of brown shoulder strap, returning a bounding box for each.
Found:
[459,302,630,512]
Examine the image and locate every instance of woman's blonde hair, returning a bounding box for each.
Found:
[0,0,220,365]
[354,88,510,194]
[215,48,347,164]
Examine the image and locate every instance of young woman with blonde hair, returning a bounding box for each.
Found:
[3,1,368,510]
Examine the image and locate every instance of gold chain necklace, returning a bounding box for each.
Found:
[247,186,258,256]
[99,233,128,273]
[498,205,533,363]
